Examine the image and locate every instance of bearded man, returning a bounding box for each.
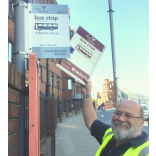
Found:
[81,78,149,156]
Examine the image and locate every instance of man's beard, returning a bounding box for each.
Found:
[111,120,142,142]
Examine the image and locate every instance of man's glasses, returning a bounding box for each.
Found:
[113,111,143,119]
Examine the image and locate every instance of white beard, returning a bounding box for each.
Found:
[111,120,142,142]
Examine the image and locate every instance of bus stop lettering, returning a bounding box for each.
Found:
[35,15,58,21]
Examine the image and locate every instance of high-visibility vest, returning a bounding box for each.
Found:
[95,128,149,156]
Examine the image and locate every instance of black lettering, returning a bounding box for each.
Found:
[55,17,58,21]
[80,38,86,44]
[35,15,44,20]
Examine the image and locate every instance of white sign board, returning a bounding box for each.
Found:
[28,4,70,58]
[56,26,106,85]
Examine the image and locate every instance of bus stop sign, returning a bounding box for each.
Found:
[28,4,70,58]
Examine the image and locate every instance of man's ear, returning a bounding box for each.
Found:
[141,118,145,129]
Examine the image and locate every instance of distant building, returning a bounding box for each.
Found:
[121,89,149,105]
[97,79,150,110]
[97,79,116,109]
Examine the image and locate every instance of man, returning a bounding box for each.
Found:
[81,78,149,156]
[102,101,106,111]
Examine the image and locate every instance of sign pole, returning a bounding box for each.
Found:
[14,0,27,155]
[107,0,119,107]
[46,59,50,96]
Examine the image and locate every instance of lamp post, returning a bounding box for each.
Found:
[57,77,59,101]
[107,0,118,106]
[51,73,55,97]
[64,88,67,117]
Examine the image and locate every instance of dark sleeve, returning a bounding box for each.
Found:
[90,119,111,145]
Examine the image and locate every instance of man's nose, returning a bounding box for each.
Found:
[118,114,126,122]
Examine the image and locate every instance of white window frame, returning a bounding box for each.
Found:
[8,41,13,63]
[39,66,42,78]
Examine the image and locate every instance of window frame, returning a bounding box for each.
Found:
[8,41,13,63]
[39,66,42,79]
[8,0,14,20]
[68,79,72,90]
[57,76,60,87]
[51,73,54,86]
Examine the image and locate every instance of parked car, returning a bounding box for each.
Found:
[140,104,149,126]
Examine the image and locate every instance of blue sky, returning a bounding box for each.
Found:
[57,0,149,97]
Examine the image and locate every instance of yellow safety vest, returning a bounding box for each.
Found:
[95,128,149,156]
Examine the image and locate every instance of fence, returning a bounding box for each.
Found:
[40,91,47,142]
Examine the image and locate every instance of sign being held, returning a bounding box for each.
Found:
[56,26,106,85]
[28,4,70,58]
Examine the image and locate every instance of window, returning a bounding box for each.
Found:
[8,0,14,19]
[68,79,72,90]
[51,73,54,86]
[57,77,60,87]
[48,24,52,27]
[57,58,60,62]
[109,84,112,89]
[25,59,28,70]
[72,85,76,94]
[8,41,13,62]
[39,66,42,78]
[70,30,75,39]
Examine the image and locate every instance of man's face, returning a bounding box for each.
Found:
[111,100,144,142]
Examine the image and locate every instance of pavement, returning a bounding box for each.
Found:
[55,109,149,156]
[55,111,100,156]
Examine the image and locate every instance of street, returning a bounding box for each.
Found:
[56,108,149,156]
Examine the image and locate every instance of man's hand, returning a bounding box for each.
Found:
[81,78,92,95]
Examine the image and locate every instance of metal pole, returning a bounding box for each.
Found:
[107,0,118,107]
[46,59,50,96]
[52,76,54,97]
[65,88,67,117]
[58,85,59,101]
[14,0,26,155]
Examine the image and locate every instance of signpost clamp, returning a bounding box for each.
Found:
[13,3,27,8]
[13,51,28,55]
[13,51,28,58]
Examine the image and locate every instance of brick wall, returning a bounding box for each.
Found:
[57,101,62,123]
[65,102,68,118]
[8,17,14,41]
[8,62,25,156]
[46,97,56,156]
[74,101,77,115]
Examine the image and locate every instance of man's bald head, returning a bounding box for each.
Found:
[117,100,144,118]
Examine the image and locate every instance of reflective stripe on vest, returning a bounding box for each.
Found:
[123,141,149,156]
[95,128,114,156]
[95,128,149,156]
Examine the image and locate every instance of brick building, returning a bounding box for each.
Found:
[97,79,116,109]
[8,0,82,156]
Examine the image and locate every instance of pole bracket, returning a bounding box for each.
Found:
[107,10,115,12]
[13,3,27,8]
[13,51,28,55]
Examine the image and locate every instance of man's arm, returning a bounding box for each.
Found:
[81,78,97,131]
